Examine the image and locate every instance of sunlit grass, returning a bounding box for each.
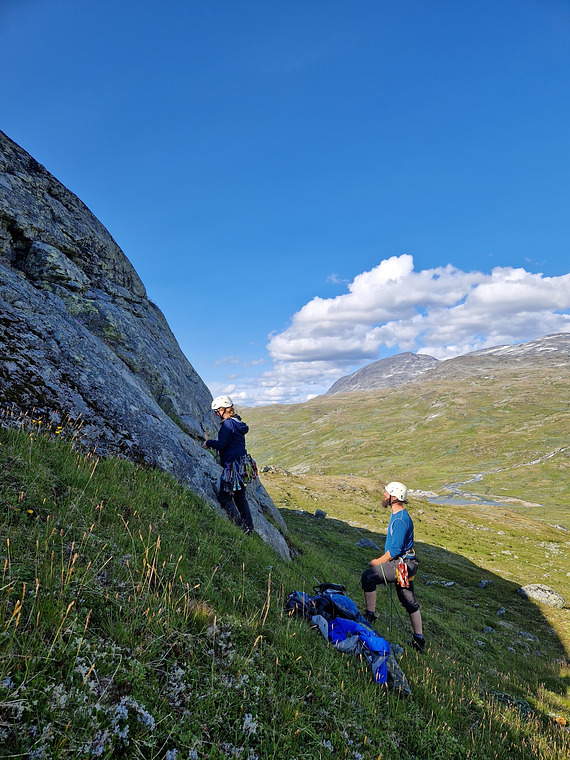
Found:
[245,363,570,521]
[0,411,568,759]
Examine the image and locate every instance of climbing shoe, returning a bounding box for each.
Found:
[410,634,426,653]
[364,609,377,623]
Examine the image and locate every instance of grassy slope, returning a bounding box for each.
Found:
[259,469,570,650]
[0,417,569,759]
[244,363,570,527]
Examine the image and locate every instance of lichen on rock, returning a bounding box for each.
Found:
[0,129,290,560]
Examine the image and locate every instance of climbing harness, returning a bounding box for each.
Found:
[221,454,258,492]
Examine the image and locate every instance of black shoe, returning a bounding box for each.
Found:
[410,634,426,653]
[364,609,377,623]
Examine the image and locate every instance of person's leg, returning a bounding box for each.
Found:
[403,560,424,640]
[395,576,425,651]
[218,489,245,527]
[364,590,377,614]
[233,487,254,532]
[409,610,423,636]
[362,563,396,618]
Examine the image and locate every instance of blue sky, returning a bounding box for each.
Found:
[2,0,569,405]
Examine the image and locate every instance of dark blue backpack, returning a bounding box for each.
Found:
[311,584,361,623]
[286,583,368,626]
[285,590,315,617]
[320,591,360,621]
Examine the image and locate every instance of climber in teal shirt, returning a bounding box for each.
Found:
[361,481,425,653]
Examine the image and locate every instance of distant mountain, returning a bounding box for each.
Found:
[415,333,570,384]
[246,331,569,508]
[467,332,570,359]
[326,352,439,395]
[325,334,570,395]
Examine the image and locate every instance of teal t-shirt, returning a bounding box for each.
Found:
[384,509,414,558]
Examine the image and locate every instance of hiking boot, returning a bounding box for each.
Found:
[410,634,426,653]
[364,609,377,623]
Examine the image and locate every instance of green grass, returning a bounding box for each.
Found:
[0,414,569,759]
[244,364,570,527]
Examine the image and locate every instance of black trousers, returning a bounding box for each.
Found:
[219,486,254,531]
[361,558,420,614]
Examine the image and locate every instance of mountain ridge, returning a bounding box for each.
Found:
[325,333,570,395]
[326,351,439,394]
[246,337,569,513]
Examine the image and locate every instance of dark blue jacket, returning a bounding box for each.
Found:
[206,416,248,466]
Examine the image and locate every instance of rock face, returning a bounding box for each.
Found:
[326,352,439,395]
[0,130,290,560]
[517,584,566,609]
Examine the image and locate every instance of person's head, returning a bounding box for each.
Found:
[382,481,408,508]
[211,395,235,419]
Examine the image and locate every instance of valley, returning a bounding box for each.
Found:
[245,355,570,528]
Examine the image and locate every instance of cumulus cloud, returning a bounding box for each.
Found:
[212,255,570,406]
[212,359,352,407]
[267,255,570,364]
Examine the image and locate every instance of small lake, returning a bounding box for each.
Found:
[426,495,512,508]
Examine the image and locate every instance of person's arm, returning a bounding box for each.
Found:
[370,550,392,567]
[371,516,406,565]
[204,419,232,451]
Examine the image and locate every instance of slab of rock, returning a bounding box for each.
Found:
[0,130,290,560]
[517,584,566,609]
[356,538,381,551]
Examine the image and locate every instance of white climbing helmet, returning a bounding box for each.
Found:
[385,481,408,502]
[211,395,234,411]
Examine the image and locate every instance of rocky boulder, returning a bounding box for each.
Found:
[0,130,290,560]
[517,584,566,609]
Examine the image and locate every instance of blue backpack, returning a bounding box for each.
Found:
[285,590,315,617]
[286,583,368,627]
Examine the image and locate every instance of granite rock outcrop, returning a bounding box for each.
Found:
[0,130,290,559]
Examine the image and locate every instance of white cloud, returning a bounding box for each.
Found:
[211,255,570,406]
[214,356,242,365]
[267,255,488,362]
[326,273,349,285]
[267,256,570,365]
[232,360,352,407]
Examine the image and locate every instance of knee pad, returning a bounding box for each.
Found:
[361,566,379,592]
[399,590,420,614]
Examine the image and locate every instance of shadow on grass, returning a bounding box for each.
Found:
[280,507,569,707]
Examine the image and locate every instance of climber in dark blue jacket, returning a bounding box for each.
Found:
[203,395,256,533]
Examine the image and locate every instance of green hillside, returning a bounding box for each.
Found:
[244,363,570,527]
[0,413,569,759]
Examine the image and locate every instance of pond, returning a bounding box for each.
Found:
[425,494,512,508]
